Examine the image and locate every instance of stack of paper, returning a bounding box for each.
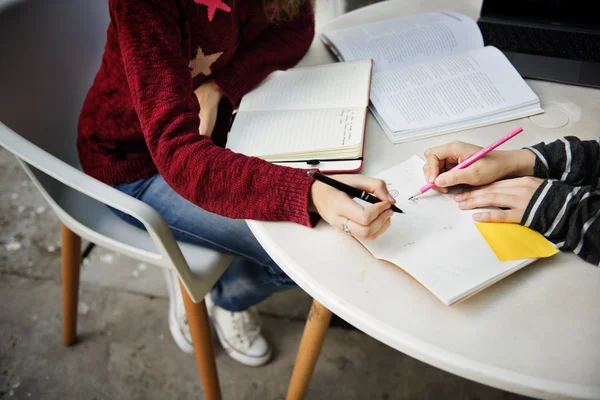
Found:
[321,11,543,143]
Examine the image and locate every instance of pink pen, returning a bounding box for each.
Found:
[408,126,524,200]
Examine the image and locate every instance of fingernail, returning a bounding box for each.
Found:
[473,213,482,220]
[387,194,395,202]
[459,202,466,208]
[436,177,446,186]
[455,194,463,201]
[387,210,394,217]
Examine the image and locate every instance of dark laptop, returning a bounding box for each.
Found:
[477,0,600,88]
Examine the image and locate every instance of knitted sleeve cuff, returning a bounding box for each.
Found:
[211,72,246,109]
[265,166,319,227]
[524,136,600,186]
[523,144,551,179]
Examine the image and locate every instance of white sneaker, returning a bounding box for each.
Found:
[205,295,272,367]
[164,269,272,366]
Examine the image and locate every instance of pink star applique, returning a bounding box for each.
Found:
[194,0,231,22]
[189,47,223,78]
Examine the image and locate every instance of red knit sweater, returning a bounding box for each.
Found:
[77,0,317,226]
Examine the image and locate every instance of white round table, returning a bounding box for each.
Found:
[248,1,600,399]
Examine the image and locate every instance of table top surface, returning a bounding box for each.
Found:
[248,1,600,398]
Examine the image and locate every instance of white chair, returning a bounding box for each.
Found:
[0,1,234,398]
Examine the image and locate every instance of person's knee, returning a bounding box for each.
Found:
[264,263,296,286]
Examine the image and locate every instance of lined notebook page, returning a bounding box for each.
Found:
[358,156,531,305]
[227,108,364,160]
[238,60,372,112]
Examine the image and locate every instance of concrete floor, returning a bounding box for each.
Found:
[1,1,535,399]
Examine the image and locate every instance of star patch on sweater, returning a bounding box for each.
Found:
[189,47,223,78]
[194,0,231,22]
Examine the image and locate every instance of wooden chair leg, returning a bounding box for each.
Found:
[179,280,221,400]
[61,224,81,346]
[286,299,332,400]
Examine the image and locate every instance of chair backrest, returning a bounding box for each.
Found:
[0,0,138,245]
[0,0,233,301]
[0,0,167,258]
[0,0,108,167]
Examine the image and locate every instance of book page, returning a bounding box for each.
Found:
[357,156,529,305]
[238,60,371,112]
[322,11,483,72]
[370,46,540,133]
[372,103,543,144]
[227,108,364,161]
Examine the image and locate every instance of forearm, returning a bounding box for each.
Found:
[524,136,600,185]
[502,149,536,178]
[113,0,316,226]
[522,180,600,265]
[152,132,316,225]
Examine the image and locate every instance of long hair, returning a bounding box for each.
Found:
[263,0,314,21]
[267,0,302,20]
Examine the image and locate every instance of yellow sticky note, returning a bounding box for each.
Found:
[475,223,559,262]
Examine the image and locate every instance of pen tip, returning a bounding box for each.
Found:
[408,190,423,200]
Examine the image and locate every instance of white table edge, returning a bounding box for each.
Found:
[248,1,600,398]
[248,220,599,400]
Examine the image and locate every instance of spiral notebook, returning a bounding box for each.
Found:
[226,60,373,173]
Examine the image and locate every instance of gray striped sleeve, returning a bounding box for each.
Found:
[526,136,600,186]
[522,180,600,265]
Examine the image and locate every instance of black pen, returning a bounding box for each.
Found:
[307,171,403,213]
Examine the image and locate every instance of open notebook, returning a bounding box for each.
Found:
[321,11,544,144]
[356,156,536,306]
[226,60,373,173]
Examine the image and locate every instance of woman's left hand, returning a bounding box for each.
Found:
[454,177,544,223]
[194,81,223,137]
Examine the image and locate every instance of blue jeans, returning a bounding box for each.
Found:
[112,174,297,311]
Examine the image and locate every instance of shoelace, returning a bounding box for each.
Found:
[183,309,260,332]
[231,308,260,342]
[182,307,261,348]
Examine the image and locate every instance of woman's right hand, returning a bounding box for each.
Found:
[423,141,536,192]
[310,174,395,240]
[194,81,223,137]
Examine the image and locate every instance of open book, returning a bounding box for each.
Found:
[321,11,544,144]
[356,156,536,306]
[226,60,373,173]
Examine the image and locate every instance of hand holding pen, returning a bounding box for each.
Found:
[309,171,403,213]
[411,127,524,199]
[307,171,400,239]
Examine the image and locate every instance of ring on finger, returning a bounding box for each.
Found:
[341,218,351,234]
